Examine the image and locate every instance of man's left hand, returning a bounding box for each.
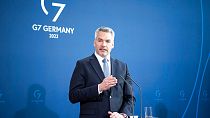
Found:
[108,111,125,118]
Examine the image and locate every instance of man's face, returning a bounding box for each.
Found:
[94,31,114,57]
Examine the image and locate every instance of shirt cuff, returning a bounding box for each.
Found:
[98,84,103,94]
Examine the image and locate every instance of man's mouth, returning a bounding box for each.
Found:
[99,49,107,52]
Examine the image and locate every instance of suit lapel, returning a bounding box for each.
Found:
[111,57,116,77]
[110,57,116,111]
[89,54,105,81]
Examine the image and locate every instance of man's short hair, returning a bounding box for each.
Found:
[95,26,115,39]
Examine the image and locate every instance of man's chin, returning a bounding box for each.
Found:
[99,53,107,57]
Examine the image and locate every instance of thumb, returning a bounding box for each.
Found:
[108,111,112,114]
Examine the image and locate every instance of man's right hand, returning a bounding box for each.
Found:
[99,75,118,92]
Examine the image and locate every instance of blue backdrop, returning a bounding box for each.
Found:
[0,0,209,118]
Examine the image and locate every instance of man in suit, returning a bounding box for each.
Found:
[69,26,135,118]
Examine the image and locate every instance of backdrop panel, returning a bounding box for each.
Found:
[0,0,209,118]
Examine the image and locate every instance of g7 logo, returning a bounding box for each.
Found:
[33,89,41,100]
[41,0,66,22]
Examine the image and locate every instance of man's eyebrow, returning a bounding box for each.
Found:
[97,38,103,40]
[97,38,111,41]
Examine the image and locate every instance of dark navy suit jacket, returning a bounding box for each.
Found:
[69,54,134,118]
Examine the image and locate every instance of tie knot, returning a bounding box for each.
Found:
[102,58,108,63]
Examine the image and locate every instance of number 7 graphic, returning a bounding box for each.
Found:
[41,0,66,22]
[52,3,66,22]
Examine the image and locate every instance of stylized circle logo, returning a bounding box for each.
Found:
[155,89,161,98]
[31,89,44,103]
[180,90,185,98]
[41,0,66,22]
[179,90,187,101]
[154,89,162,101]
[33,89,41,100]
[202,90,208,101]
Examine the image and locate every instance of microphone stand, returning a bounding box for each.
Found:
[119,75,135,116]
[120,75,142,118]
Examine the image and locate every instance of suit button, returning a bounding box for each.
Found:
[110,96,112,99]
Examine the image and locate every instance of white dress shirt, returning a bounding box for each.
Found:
[94,52,111,94]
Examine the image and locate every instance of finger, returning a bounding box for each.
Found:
[108,111,114,118]
[109,81,117,85]
[110,112,118,118]
[105,80,117,86]
[104,76,112,80]
[108,111,112,115]
[108,78,117,83]
[112,77,117,80]
[109,84,116,88]
[111,77,118,83]
[109,113,114,118]
[109,83,117,86]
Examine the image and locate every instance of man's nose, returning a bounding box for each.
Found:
[102,41,107,46]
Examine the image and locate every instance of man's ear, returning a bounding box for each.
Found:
[112,41,114,48]
[93,39,96,47]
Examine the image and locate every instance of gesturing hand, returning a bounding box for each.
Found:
[99,75,117,91]
[108,111,125,118]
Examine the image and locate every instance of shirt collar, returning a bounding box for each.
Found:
[94,51,110,62]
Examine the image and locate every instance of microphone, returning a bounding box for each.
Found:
[118,75,135,116]
[119,75,142,118]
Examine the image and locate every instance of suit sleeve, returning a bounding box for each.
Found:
[119,64,135,116]
[69,61,99,103]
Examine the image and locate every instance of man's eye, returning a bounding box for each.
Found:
[98,39,103,42]
[106,40,111,43]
